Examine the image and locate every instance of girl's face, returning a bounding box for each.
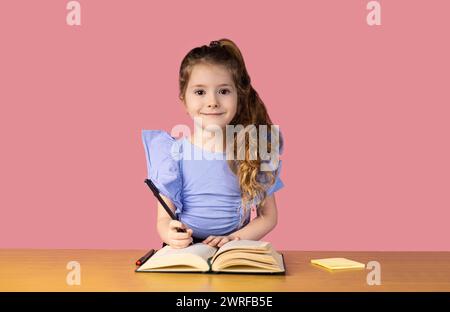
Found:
[183,63,238,131]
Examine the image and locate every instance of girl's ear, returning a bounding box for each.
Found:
[180,95,186,106]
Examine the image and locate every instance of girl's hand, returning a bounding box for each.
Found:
[202,235,240,248]
[167,220,193,249]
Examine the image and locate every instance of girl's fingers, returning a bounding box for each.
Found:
[218,236,239,247]
[203,236,214,244]
[169,222,193,236]
[171,237,193,248]
[217,237,230,247]
[209,237,222,247]
[172,231,192,240]
[203,235,238,247]
[169,220,185,230]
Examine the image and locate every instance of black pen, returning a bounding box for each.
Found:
[144,178,187,233]
[135,249,155,266]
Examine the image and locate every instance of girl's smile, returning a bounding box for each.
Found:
[201,112,225,116]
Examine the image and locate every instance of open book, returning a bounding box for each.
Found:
[135,240,285,274]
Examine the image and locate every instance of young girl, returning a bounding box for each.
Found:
[142,39,284,249]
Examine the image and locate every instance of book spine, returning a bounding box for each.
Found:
[207,257,213,272]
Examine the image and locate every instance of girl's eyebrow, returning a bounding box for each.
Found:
[191,83,233,88]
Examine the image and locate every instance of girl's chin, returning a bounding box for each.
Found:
[194,119,227,129]
[202,123,226,130]
[197,114,225,120]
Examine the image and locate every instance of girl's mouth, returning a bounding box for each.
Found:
[201,113,224,116]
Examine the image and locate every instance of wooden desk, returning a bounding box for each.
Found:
[1,250,449,291]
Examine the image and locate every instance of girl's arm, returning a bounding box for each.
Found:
[230,194,278,241]
[156,195,192,247]
[156,195,176,244]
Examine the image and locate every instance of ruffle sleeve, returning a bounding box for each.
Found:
[258,159,284,197]
[256,129,285,200]
[264,160,284,196]
[141,130,183,215]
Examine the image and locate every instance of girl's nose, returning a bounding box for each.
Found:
[208,102,219,108]
[207,94,220,108]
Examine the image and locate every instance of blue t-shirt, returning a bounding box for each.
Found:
[141,130,284,239]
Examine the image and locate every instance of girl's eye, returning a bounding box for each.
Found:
[194,89,231,96]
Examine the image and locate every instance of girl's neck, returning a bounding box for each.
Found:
[189,127,227,154]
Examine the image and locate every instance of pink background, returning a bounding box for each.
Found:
[0,1,449,251]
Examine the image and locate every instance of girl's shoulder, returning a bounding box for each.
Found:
[141,129,183,213]
[141,129,184,159]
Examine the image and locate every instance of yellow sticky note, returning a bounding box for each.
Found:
[310,258,365,270]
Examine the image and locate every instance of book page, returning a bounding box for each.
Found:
[212,252,285,273]
[137,243,217,272]
[212,252,278,267]
[212,240,272,263]
[211,246,285,273]
[152,243,217,260]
